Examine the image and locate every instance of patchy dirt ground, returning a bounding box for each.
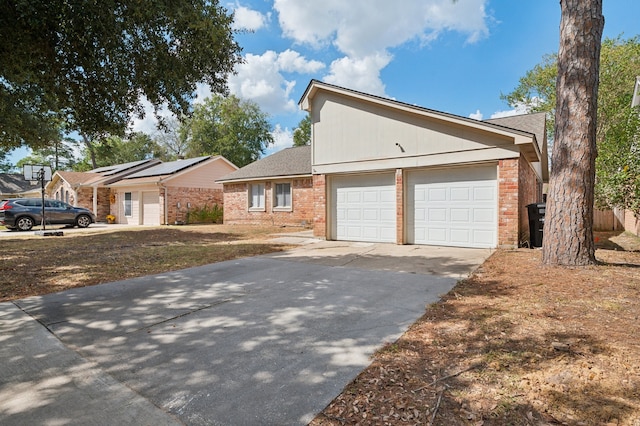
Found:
[0,224,292,302]
[311,232,640,426]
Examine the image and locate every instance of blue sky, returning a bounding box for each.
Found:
[8,0,640,165]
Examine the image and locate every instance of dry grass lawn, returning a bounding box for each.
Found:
[311,232,640,426]
[0,224,292,302]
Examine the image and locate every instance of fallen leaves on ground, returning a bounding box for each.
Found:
[311,232,640,426]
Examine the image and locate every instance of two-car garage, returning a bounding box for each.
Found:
[330,165,497,248]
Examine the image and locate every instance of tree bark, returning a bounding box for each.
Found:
[542,0,604,266]
[81,134,98,170]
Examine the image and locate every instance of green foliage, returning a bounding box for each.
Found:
[17,139,80,171]
[186,204,223,224]
[74,132,162,171]
[500,54,557,139]
[293,115,311,146]
[0,1,242,150]
[0,151,13,173]
[181,94,274,168]
[503,36,640,212]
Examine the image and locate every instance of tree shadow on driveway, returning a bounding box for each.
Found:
[6,255,462,425]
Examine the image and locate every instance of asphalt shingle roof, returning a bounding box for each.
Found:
[57,171,103,186]
[217,146,311,182]
[0,173,37,194]
[484,112,547,152]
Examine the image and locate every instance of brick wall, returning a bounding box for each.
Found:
[96,188,110,221]
[313,174,326,238]
[498,156,542,248]
[223,178,314,227]
[76,187,93,212]
[166,187,224,225]
[497,159,520,248]
[49,180,76,205]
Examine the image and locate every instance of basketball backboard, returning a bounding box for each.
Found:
[23,164,52,182]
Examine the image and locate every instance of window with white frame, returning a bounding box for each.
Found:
[249,183,265,210]
[124,192,132,216]
[274,182,292,209]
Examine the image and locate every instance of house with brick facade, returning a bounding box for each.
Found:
[107,156,237,225]
[217,145,313,227]
[221,80,549,248]
[47,159,161,221]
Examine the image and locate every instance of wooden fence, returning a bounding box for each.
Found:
[593,208,625,231]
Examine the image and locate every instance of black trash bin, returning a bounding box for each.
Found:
[526,203,546,248]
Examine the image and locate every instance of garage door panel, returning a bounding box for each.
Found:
[380,209,395,222]
[450,209,470,222]
[474,230,495,246]
[333,174,396,243]
[474,186,496,200]
[429,208,447,222]
[142,191,160,226]
[362,209,378,221]
[450,187,470,201]
[347,192,361,202]
[474,208,494,223]
[450,229,471,244]
[428,228,447,242]
[429,188,447,201]
[380,189,395,203]
[408,167,497,248]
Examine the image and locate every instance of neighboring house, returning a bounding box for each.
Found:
[221,80,549,249]
[108,156,237,225]
[47,159,161,221]
[0,173,41,198]
[216,146,313,227]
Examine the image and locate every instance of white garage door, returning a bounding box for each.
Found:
[332,174,396,243]
[408,166,497,248]
[142,191,160,225]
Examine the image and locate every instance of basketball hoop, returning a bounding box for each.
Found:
[22,164,52,230]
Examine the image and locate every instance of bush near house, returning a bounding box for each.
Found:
[186,204,223,224]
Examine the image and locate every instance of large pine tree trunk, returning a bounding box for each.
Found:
[542,0,604,266]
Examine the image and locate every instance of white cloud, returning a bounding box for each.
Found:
[232,5,268,31]
[274,0,489,57]
[270,124,293,152]
[277,49,325,73]
[490,103,531,119]
[323,53,392,96]
[130,98,174,134]
[469,109,483,120]
[274,0,490,98]
[228,50,325,115]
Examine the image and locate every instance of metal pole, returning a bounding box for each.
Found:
[39,167,46,230]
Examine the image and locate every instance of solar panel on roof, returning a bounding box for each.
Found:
[124,156,210,179]
[90,159,154,176]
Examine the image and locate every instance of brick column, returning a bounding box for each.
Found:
[395,169,405,245]
[498,159,519,248]
[313,174,327,239]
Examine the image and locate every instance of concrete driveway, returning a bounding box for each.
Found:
[1,237,491,425]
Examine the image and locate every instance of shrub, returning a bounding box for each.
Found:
[186,204,223,224]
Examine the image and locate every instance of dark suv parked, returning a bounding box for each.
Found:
[0,198,96,231]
